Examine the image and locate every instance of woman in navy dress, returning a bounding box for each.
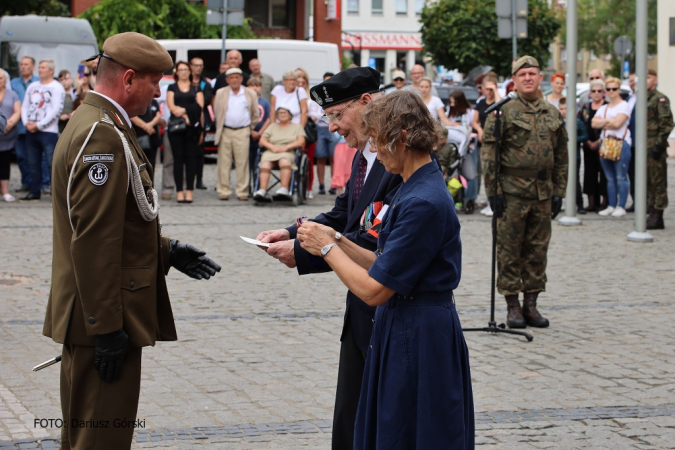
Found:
[297,90,474,449]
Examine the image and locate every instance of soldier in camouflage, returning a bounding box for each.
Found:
[645,69,674,230]
[481,56,568,329]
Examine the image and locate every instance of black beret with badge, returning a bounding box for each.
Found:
[93,32,174,74]
[310,67,382,109]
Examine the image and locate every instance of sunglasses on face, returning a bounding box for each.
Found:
[606,87,620,92]
[83,73,91,77]
[590,89,603,93]
[590,77,600,80]
[393,77,404,81]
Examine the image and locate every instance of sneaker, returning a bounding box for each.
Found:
[253,189,267,201]
[318,185,326,195]
[610,207,626,217]
[273,187,290,199]
[598,206,615,216]
[307,191,314,199]
[328,188,337,195]
[3,193,16,202]
[480,205,493,216]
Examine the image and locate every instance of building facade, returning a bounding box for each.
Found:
[341,0,425,83]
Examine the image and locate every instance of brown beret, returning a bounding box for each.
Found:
[102,32,173,73]
[647,68,657,77]
[512,55,540,75]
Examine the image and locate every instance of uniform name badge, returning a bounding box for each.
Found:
[367,204,389,239]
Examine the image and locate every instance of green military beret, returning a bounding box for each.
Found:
[647,68,657,77]
[512,55,540,75]
[101,32,173,73]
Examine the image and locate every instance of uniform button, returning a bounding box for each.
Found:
[88,317,95,324]
[372,319,375,323]
[370,345,373,349]
[130,280,135,288]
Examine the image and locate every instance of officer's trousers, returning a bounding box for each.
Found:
[496,194,551,296]
[647,153,668,210]
[60,344,142,450]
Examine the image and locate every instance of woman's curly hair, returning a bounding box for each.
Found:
[362,90,441,155]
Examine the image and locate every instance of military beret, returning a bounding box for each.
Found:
[648,68,657,77]
[310,67,382,108]
[225,68,243,76]
[100,32,173,73]
[512,55,540,75]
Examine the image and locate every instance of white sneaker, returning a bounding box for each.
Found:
[610,207,626,217]
[480,205,493,216]
[307,191,314,199]
[598,206,615,216]
[253,189,267,200]
[274,187,290,197]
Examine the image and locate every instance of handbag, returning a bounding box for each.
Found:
[296,89,317,145]
[598,106,626,162]
[168,116,187,134]
[137,134,151,150]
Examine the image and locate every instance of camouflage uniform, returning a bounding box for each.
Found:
[482,94,568,296]
[646,89,674,211]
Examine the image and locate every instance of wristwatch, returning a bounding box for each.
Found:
[335,231,342,241]
[320,243,338,257]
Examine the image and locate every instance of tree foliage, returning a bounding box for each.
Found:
[565,0,657,77]
[420,0,561,76]
[1,0,69,17]
[79,0,257,49]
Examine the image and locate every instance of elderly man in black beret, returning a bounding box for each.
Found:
[45,32,220,450]
[256,67,402,450]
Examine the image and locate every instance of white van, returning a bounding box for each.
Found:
[157,39,340,84]
[0,15,98,78]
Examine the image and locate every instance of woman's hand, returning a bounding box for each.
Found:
[297,222,336,256]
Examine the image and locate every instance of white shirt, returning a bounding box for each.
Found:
[362,142,377,180]
[224,88,251,128]
[271,85,308,124]
[627,93,636,110]
[90,91,132,128]
[425,96,445,120]
[21,79,65,133]
[597,100,632,146]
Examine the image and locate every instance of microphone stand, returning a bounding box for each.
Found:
[462,103,533,342]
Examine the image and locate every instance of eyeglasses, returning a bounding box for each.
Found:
[589,77,601,81]
[321,98,358,124]
[393,77,404,82]
[606,87,620,92]
[590,89,603,93]
[410,71,425,75]
[83,72,91,77]
[190,63,203,67]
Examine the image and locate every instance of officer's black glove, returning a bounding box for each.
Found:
[488,194,507,218]
[94,328,129,383]
[651,145,664,161]
[169,239,222,280]
[551,196,563,220]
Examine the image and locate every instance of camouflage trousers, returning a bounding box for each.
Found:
[647,153,668,210]
[496,194,552,296]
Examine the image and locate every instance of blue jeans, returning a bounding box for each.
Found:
[463,149,479,201]
[315,126,337,159]
[26,131,58,197]
[599,141,631,209]
[15,134,31,188]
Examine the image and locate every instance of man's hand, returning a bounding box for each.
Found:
[488,194,507,218]
[169,239,221,280]
[26,122,38,133]
[94,329,129,382]
[551,196,563,219]
[251,130,261,141]
[256,229,291,244]
[651,145,664,161]
[267,240,296,268]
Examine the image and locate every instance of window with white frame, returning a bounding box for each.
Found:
[372,0,383,14]
[348,0,359,13]
[396,0,407,14]
[415,0,425,14]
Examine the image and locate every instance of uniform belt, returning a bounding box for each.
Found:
[224,125,248,130]
[386,291,455,308]
[501,166,550,181]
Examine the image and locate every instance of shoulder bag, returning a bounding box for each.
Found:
[296,89,317,145]
[599,105,626,162]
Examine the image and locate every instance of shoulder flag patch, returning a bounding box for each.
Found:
[659,97,667,103]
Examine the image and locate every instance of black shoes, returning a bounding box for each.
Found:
[328,188,337,195]
[22,193,41,201]
[318,185,326,195]
[196,182,207,190]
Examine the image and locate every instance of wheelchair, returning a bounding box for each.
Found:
[252,146,310,206]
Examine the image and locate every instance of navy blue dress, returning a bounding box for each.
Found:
[354,161,475,449]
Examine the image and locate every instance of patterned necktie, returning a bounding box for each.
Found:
[352,152,368,204]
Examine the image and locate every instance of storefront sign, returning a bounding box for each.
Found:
[341,32,422,50]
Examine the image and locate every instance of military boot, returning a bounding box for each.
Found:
[647,209,665,230]
[522,292,549,328]
[505,295,526,329]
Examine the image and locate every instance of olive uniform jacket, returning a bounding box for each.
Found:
[647,89,675,149]
[43,92,177,348]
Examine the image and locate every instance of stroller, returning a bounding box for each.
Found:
[445,125,479,214]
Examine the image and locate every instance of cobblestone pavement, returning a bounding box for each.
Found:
[1,159,675,449]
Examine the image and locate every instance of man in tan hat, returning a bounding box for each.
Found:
[481,55,568,330]
[44,32,221,449]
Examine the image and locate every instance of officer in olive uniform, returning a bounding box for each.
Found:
[645,69,674,230]
[43,33,221,450]
[481,56,568,329]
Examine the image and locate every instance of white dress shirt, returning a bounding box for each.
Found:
[224,88,251,128]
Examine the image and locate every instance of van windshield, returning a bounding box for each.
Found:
[1,42,98,79]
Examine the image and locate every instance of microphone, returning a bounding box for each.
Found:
[485,92,518,114]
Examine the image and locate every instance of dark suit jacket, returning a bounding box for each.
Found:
[44,92,177,348]
[286,151,402,355]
